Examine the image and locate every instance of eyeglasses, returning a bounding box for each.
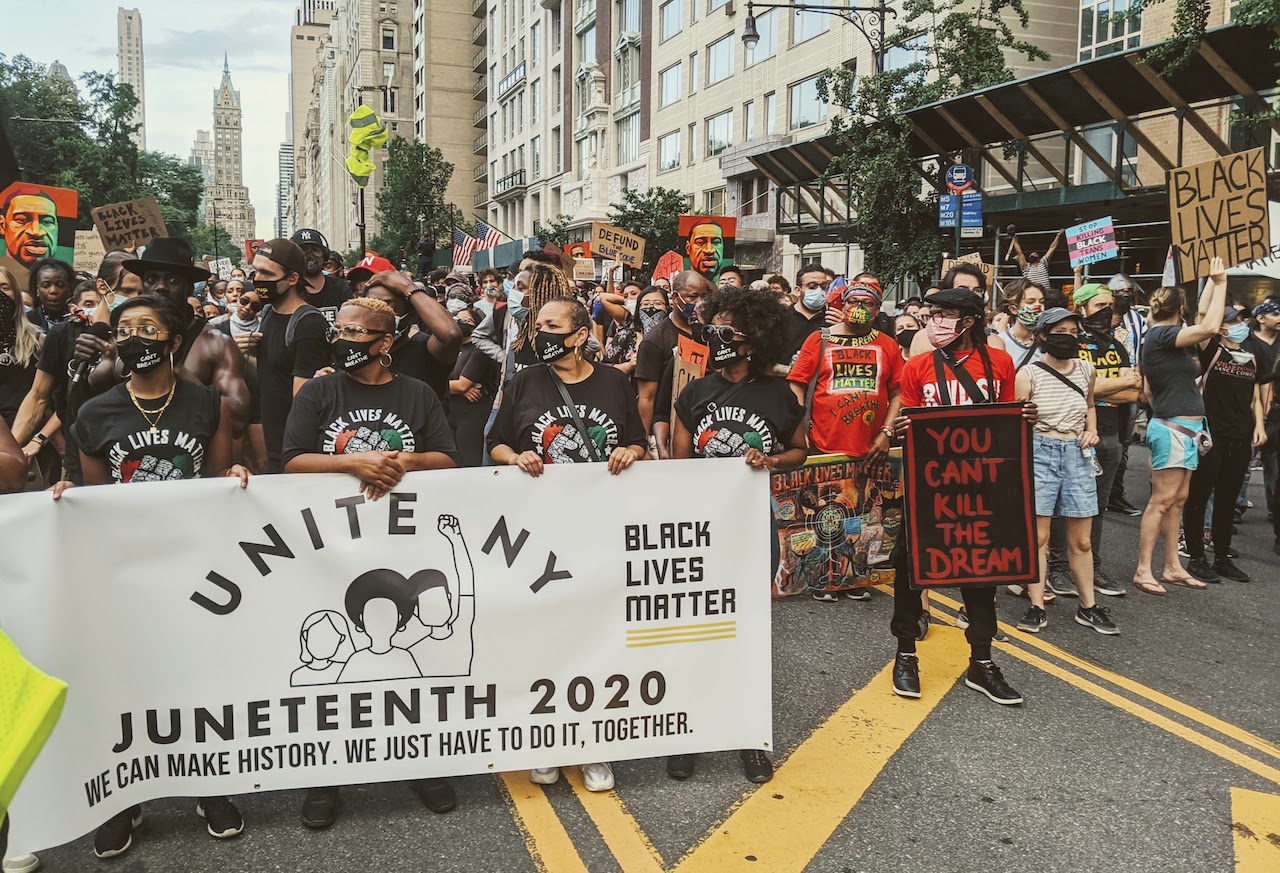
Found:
[114,325,169,341]
[800,281,830,291]
[700,325,748,344]
[925,312,963,323]
[328,324,388,341]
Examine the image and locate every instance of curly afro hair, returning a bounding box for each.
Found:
[699,284,791,378]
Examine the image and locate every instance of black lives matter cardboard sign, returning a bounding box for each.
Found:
[91,196,168,251]
[1168,147,1270,283]
[902,403,1035,588]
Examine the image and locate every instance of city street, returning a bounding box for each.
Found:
[25,449,1280,872]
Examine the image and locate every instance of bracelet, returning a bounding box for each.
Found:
[879,426,895,439]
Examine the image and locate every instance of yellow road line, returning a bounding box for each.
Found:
[626,633,737,648]
[563,767,666,873]
[626,621,737,636]
[924,590,1280,764]
[497,772,591,873]
[1231,787,1280,871]
[669,628,972,872]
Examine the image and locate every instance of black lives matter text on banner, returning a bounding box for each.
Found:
[591,222,646,269]
[0,462,771,855]
[901,403,1036,588]
[1168,147,1270,283]
[90,196,168,251]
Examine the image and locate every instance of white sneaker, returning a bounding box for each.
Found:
[581,762,615,792]
[2,854,41,873]
[529,767,560,785]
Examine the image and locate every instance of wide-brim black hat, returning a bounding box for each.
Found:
[122,237,210,284]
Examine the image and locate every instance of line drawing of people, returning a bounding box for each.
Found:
[336,570,423,683]
[399,514,477,678]
[290,610,356,687]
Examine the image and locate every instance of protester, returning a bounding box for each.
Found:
[361,269,462,408]
[635,271,711,455]
[895,313,921,335]
[593,279,646,377]
[719,265,744,288]
[1010,229,1062,289]
[1013,308,1118,635]
[291,229,353,323]
[324,252,345,278]
[995,278,1046,369]
[0,265,41,429]
[769,274,792,301]
[786,263,835,361]
[906,265,999,357]
[1104,273,1148,516]
[24,258,73,331]
[1250,301,1279,525]
[50,292,248,858]
[1132,258,1229,595]
[447,305,498,467]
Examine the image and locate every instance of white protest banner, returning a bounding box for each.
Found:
[591,222,646,269]
[215,257,234,280]
[573,257,596,281]
[0,461,771,854]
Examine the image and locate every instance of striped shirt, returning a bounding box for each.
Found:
[1028,358,1095,435]
[1021,260,1051,289]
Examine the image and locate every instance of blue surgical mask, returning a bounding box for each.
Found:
[508,289,527,320]
[803,288,828,311]
[1226,322,1250,343]
[673,291,696,323]
[503,278,515,295]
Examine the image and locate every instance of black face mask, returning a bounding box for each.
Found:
[536,330,575,363]
[117,337,167,374]
[1112,294,1132,316]
[1042,333,1081,360]
[707,332,747,370]
[457,321,476,337]
[333,338,380,372]
[1083,306,1113,333]
[253,277,290,303]
[638,309,666,335]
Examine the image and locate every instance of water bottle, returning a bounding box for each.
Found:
[1082,446,1103,477]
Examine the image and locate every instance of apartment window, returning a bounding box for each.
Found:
[552,126,562,173]
[519,37,526,63]
[382,28,396,49]
[1078,0,1142,60]
[884,33,929,84]
[660,64,682,108]
[517,90,525,127]
[742,176,770,215]
[704,188,726,215]
[660,0,682,41]
[707,35,733,85]
[687,122,697,164]
[689,52,699,94]
[383,88,397,113]
[764,92,777,135]
[793,9,828,44]
[616,36,641,106]
[578,24,596,62]
[552,9,562,51]
[576,137,591,180]
[617,113,640,164]
[789,75,826,130]
[382,62,395,79]
[658,130,681,171]
[617,0,641,32]
[575,72,592,116]
[532,136,542,179]
[709,0,728,10]
[706,110,732,157]
[552,66,562,111]
[743,100,755,141]
[531,21,541,66]
[745,9,777,65]
[531,79,541,122]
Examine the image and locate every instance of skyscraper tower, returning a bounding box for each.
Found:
[202,57,256,257]
[116,8,146,150]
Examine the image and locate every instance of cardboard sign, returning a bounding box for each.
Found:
[940,252,995,290]
[90,197,167,251]
[592,222,646,269]
[601,260,624,285]
[0,182,78,288]
[73,230,107,274]
[902,403,1035,588]
[572,257,596,281]
[679,215,736,285]
[245,238,265,262]
[214,257,234,280]
[670,334,708,434]
[1066,217,1118,267]
[771,452,902,598]
[653,250,683,283]
[1168,147,1270,282]
[565,242,592,261]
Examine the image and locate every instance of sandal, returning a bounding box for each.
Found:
[1133,577,1167,596]
[1162,575,1207,590]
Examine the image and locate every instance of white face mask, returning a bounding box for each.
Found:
[624,299,637,315]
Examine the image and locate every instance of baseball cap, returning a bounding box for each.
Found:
[346,254,397,283]
[1072,283,1110,307]
[253,238,307,277]
[924,288,985,316]
[1222,306,1247,324]
[290,229,330,253]
[1034,307,1081,331]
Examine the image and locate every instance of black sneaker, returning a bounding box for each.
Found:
[94,806,142,858]
[964,660,1024,705]
[811,591,839,602]
[1186,557,1221,584]
[195,797,243,839]
[408,778,457,813]
[301,786,342,829]
[1108,496,1143,516]
[1093,570,1126,597]
[1046,570,1077,598]
[1207,540,1241,558]
[1016,605,1047,633]
[956,608,1008,642]
[1075,605,1120,635]
[739,749,773,784]
[1213,557,1251,583]
[665,754,696,781]
[916,611,932,641]
[844,588,872,601]
[892,653,921,698]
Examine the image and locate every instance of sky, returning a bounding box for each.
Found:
[0,0,296,239]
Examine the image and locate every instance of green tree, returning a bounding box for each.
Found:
[607,186,689,275]
[374,137,462,262]
[189,222,242,266]
[533,213,575,249]
[817,0,1048,285]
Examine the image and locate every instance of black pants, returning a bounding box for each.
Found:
[1185,437,1253,560]
[1110,403,1138,503]
[890,541,996,660]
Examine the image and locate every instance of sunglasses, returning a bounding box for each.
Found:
[698,325,748,344]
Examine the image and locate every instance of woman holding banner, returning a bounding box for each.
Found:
[49,292,249,859]
[670,285,806,783]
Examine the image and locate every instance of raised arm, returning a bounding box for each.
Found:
[1044,229,1064,261]
[1178,256,1228,348]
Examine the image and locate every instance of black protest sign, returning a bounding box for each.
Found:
[1168,147,1270,282]
[902,403,1035,589]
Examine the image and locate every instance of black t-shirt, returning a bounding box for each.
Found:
[1077,327,1131,435]
[786,307,826,362]
[35,320,85,421]
[0,358,36,426]
[674,372,802,457]
[634,317,691,383]
[487,363,646,463]
[450,343,499,397]
[1200,336,1266,439]
[305,274,354,326]
[281,371,459,467]
[73,381,222,483]
[390,332,453,409]
[258,304,332,470]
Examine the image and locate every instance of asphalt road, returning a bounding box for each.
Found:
[17,447,1280,872]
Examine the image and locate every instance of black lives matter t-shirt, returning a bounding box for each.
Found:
[259,304,332,470]
[674,373,802,458]
[487,363,646,464]
[73,381,222,483]
[1199,335,1266,440]
[1077,327,1131,435]
[281,371,459,467]
[305,274,354,326]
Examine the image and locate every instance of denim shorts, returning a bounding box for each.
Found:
[1033,434,1098,518]
[1147,417,1203,472]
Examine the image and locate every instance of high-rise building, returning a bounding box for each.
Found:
[278,141,295,238]
[202,58,256,256]
[117,8,146,150]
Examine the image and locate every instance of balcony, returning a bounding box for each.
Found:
[473,106,488,128]
[474,191,489,208]
[473,76,488,101]
[472,0,485,17]
[473,133,488,155]
[497,62,526,100]
[494,168,527,200]
[473,19,487,46]
[474,162,488,181]
[472,47,486,73]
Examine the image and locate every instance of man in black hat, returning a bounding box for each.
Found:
[291,229,352,325]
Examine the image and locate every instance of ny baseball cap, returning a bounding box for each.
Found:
[291,229,330,253]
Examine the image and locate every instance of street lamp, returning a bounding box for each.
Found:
[740,1,896,74]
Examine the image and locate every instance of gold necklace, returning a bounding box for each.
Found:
[127,379,177,434]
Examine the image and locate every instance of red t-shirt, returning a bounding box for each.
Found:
[788,330,903,456]
[899,346,1016,408]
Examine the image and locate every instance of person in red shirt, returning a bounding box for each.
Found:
[891,288,1032,707]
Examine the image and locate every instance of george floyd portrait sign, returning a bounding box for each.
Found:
[679,215,736,285]
[0,462,771,854]
[0,182,78,288]
[901,404,1035,589]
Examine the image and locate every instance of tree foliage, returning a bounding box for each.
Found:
[818,0,1048,285]
[189,222,242,266]
[533,213,575,249]
[606,186,689,275]
[373,137,462,263]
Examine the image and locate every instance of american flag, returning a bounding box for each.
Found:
[476,220,502,250]
[453,226,480,266]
